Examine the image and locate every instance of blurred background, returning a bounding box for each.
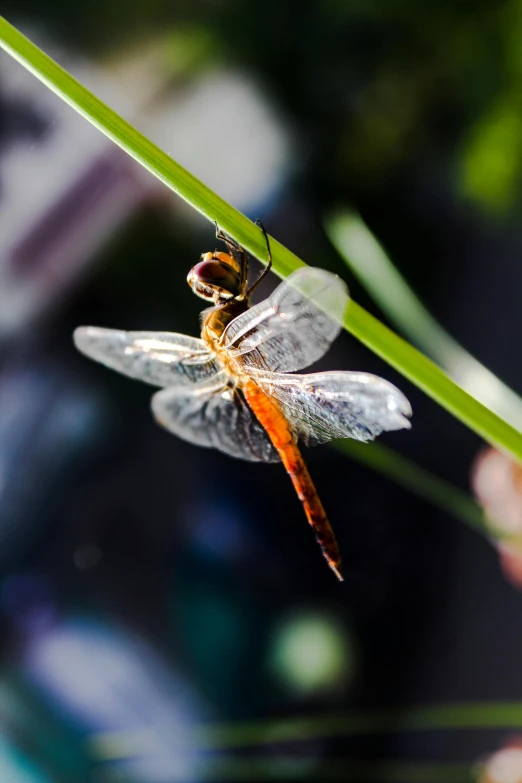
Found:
[1,1,522,781]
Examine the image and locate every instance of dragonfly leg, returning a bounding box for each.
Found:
[246,219,273,297]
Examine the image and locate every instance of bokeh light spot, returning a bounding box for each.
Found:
[269,611,355,697]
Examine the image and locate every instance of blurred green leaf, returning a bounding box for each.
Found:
[90,701,522,753]
[192,701,522,749]
[326,211,522,431]
[461,99,522,211]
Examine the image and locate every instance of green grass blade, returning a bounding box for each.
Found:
[91,743,476,782]
[2,17,522,461]
[191,701,522,749]
[89,702,522,756]
[327,210,522,430]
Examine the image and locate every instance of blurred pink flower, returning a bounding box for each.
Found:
[471,447,522,588]
[479,739,522,783]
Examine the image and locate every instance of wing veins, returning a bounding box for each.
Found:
[252,370,412,446]
[221,268,349,373]
[223,278,336,350]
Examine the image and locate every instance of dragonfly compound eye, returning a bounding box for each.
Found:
[187,252,242,302]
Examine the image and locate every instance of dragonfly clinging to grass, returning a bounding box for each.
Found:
[74,222,412,580]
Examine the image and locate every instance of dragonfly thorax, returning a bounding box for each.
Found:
[188,251,242,303]
[200,298,249,359]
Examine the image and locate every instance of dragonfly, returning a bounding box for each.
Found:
[73,223,412,581]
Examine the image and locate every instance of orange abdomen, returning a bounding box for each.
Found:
[242,379,343,581]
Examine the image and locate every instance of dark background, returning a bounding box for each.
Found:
[0,2,521,781]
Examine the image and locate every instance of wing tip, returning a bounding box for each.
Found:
[73,325,123,362]
[386,410,412,432]
[397,414,412,430]
[387,389,413,431]
[72,325,96,356]
[150,399,168,431]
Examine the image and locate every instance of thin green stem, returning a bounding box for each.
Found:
[89,702,522,757]
[2,18,522,461]
[333,440,491,536]
[192,702,522,749]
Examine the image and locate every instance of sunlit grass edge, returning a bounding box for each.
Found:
[2,17,522,463]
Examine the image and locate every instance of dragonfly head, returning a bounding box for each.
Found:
[188,251,242,303]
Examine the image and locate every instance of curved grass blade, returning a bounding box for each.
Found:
[2,17,522,462]
[327,210,522,430]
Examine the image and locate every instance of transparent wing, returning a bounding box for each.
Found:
[151,376,280,463]
[253,369,412,445]
[222,268,349,373]
[74,326,222,388]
